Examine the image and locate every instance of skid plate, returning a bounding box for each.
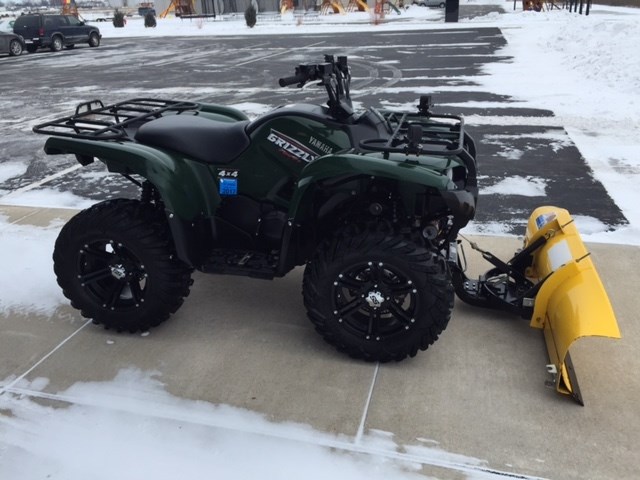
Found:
[524,207,621,404]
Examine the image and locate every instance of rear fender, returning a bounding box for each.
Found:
[44,137,220,267]
[44,136,220,220]
[525,206,621,404]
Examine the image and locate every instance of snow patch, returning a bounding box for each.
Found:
[1,189,96,210]
[0,162,28,184]
[0,215,67,315]
[481,176,547,197]
[0,369,491,480]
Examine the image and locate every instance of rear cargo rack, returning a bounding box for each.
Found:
[33,98,200,141]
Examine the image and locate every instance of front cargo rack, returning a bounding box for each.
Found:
[360,110,468,158]
[33,98,200,141]
[360,104,477,187]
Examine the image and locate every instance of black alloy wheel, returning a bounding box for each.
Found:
[54,199,193,332]
[303,227,454,362]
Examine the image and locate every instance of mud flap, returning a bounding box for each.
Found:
[525,207,621,405]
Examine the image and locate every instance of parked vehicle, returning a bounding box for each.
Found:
[414,0,446,7]
[12,13,101,53]
[0,31,24,56]
[34,55,478,363]
[0,18,16,33]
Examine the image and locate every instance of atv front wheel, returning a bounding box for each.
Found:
[303,228,454,362]
[54,199,193,332]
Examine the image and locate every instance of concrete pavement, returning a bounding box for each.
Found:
[1,204,638,479]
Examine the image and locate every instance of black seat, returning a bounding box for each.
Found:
[134,114,251,164]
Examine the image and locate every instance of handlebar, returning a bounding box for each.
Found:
[278,64,322,88]
[278,74,307,87]
[278,56,349,89]
[277,55,353,121]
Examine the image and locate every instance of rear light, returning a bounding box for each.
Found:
[38,27,44,36]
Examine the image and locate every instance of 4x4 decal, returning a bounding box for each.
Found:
[267,129,318,163]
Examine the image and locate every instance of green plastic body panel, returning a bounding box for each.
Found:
[226,111,352,208]
[289,152,458,221]
[44,136,220,221]
[44,106,466,235]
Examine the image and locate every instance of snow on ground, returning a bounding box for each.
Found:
[0,214,67,316]
[1,369,502,480]
[481,175,547,197]
[464,5,640,244]
[1,3,639,478]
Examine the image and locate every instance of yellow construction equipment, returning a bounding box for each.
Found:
[160,0,195,18]
[346,0,369,12]
[320,0,346,14]
[61,0,79,17]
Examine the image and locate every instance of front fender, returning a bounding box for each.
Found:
[44,136,220,220]
[288,153,456,221]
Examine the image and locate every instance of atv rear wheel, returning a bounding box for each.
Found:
[53,199,193,332]
[303,228,454,362]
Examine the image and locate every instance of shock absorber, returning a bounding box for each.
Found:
[140,181,161,207]
[141,181,153,204]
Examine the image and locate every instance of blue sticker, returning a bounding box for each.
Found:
[218,169,239,196]
[535,212,556,229]
[219,178,238,196]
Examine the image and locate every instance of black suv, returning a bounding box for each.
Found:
[13,14,101,53]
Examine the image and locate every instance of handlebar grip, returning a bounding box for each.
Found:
[279,74,307,87]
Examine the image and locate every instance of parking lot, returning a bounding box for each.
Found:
[0,29,627,231]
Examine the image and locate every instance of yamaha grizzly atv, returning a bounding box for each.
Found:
[34,55,478,362]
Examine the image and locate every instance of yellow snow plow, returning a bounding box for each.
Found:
[452,206,621,405]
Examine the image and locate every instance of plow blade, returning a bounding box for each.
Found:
[524,207,621,405]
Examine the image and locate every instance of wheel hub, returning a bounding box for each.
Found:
[365,290,385,309]
[109,263,127,280]
[331,260,418,340]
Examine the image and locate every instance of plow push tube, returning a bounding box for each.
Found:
[452,206,621,405]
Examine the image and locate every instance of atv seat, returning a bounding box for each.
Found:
[134,114,250,164]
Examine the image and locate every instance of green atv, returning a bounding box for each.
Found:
[34,55,478,362]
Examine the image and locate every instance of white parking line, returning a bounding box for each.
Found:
[234,40,326,66]
[0,320,91,397]
[0,163,83,202]
[355,362,379,445]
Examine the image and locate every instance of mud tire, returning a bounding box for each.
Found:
[303,227,454,362]
[53,199,193,332]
